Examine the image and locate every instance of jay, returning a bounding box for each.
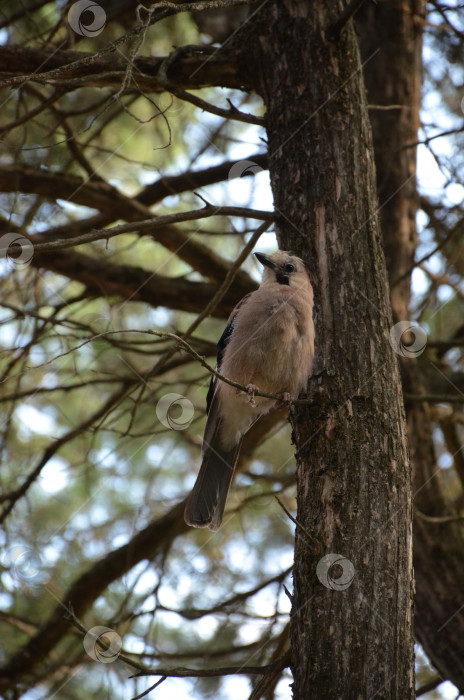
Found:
[184,250,315,530]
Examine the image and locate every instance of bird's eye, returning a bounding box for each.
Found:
[283,263,295,273]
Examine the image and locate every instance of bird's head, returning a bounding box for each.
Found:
[255,250,311,291]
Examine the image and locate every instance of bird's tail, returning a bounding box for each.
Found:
[184,432,242,531]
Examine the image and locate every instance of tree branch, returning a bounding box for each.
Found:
[157,45,265,126]
[131,657,290,679]
[0,44,254,92]
[8,206,273,255]
[0,410,286,690]
[31,249,255,317]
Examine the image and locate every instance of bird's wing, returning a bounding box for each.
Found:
[206,292,253,415]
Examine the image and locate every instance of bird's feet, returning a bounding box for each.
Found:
[274,392,292,410]
[245,383,260,408]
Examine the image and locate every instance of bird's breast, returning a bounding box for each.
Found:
[219,288,314,397]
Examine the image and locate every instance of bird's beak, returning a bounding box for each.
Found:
[254,252,278,270]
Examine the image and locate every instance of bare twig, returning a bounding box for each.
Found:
[404,393,464,405]
[416,676,444,696]
[275,497,321,553]
[327,0,368,38]
[158,45,265,127]
[2,206,273,255]
[0,388,129,522]
[130,657,291,679]
[414,508,464,525]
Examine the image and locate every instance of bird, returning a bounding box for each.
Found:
[184,250,315,531]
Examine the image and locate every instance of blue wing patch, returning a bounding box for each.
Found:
[206,317,236,415]
[205,292,252,415]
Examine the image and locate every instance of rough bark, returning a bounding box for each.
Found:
[253,2,414,697]
[355,0,422,323]
[357,1,464,690]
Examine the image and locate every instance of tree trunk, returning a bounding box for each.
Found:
[357,2,464,690]
[251,2,414,697]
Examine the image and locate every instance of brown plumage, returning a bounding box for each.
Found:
[184,250,315,531]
